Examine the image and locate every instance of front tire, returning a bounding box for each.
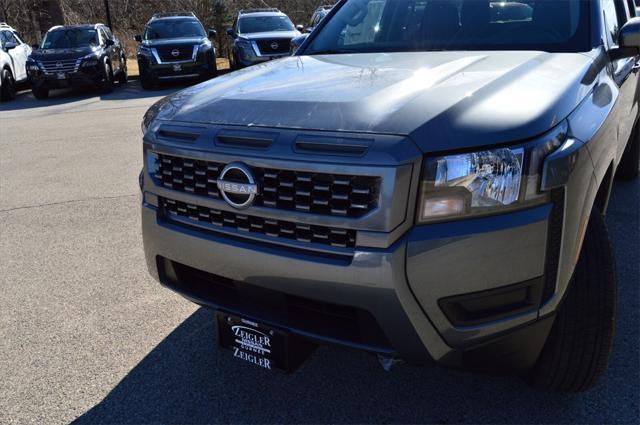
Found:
[529,208,616,392]
[101,61,114,94]
[140,71,155,90]
[1,68,17,101]
[617,124,639,180]
[118,57,128,84]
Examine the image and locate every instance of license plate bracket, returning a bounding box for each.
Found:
[172,64,182,72]
[56,73,66,80]
[217,313,315,372]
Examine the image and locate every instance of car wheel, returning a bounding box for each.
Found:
[1,68,17,101]
[32,86,49,100]
[528,208,616,392]
[140,72,155,90]
[118,57,128,84]
[101,61,114,94]
[617,123,639,180]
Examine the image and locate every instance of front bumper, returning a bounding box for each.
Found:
[138,55,216,81]
[28,67,103,89]
[142,192,556,369]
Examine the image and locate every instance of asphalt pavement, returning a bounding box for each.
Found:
[0,82,638,424]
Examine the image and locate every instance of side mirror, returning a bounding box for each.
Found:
[4,41,18,51]
[134,34,142,43]
[295,24,304,31]
[226,28,234,37]
[105,38,115,47]
[208,28,217,38]
[612,17,640,59]
[290,34,309,55]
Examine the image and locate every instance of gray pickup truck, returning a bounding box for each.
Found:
[141,0,640,392]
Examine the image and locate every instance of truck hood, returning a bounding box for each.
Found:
[30,46,98,61]
[239,30,300,40]
[154,51,598,153]
[142,37,207,47]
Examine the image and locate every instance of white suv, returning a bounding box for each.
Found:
[0,23,31,101]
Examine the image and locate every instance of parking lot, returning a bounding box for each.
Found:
[0,82,638,424]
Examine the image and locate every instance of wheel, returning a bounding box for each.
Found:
[1,68,17,101]
[140,72,155,90]
[118,57,128,84]
[32,86,49,100]
[101,61,114,93]
[617,123,639,180]
[529,208,616,392]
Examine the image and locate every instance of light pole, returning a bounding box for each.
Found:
[103,0,113,29]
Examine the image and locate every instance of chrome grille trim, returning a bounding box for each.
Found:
[152,153,381,218]
[38,59,81,74]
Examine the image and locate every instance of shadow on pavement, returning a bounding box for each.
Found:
[74,183,639,425]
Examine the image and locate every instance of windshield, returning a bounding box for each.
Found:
[238,16,295,34]
[144,19,206,40]
[41,29,99,49]
[305,0,591,54]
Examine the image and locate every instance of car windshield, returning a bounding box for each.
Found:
[305,0,591,54]
[238,16,295,34]
[41,29,99,49]
[144,19,205,40]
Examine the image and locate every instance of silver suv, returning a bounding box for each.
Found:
[226,8,302,69]
[141,0,640,391]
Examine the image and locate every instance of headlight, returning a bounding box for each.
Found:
[27,62,40,71]
[416,122,567,224]
[138,45,152,55]
[236,40,255,60]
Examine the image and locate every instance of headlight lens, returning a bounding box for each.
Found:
[236,40,255,59]
[417,122,567,224]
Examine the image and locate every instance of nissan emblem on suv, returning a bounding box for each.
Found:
[271,42,279,50]
[171,49,180,57]
[216,162,259,209]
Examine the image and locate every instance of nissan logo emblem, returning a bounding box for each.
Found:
[270,42,279,50]
[171,49,180,57]
[217,162,259,209]
[56,61,63,68]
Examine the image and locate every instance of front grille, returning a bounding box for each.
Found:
[154,153,380,218]
[38,59,79,74]
[162,198,357,248]
[154,45,194,62]
[256,38,291,55]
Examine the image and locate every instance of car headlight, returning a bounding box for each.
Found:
[138,45,152,56]
[416,121,567,224]
[26,61,40,71]
[236,40,255,59]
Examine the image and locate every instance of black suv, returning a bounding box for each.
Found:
[135,12,217,90]
[27,24,127,99]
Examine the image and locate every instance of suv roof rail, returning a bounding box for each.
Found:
[151,11,197,19]
[239,8,281,15]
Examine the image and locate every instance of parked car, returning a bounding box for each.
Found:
[26,24,127,99]
[140,0,640,391]
[227,8,302,69]
[0,22,31,101]
[306,5,334,33]
[135,12,217,90]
